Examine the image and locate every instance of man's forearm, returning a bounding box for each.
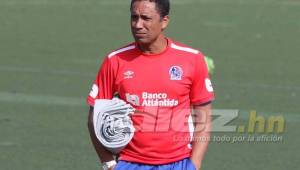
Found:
[190,124,211,169]
[190,104,212,170]
[87,107,115,163]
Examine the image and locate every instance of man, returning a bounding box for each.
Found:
[87,0,214,169]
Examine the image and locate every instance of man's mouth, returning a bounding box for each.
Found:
[134,32,146,36]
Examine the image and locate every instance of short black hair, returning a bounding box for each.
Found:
[130,0,170,18]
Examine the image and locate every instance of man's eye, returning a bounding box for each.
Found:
[142,16,151,21]
[131,15,138,20]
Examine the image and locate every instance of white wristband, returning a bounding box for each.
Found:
[102,160,117,170]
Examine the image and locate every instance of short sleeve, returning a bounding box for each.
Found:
[190,53,215,105]
[86,56,116,106]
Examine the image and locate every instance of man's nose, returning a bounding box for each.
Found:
[135,18,143,29]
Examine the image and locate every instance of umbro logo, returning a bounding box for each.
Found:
[124,70,134,79]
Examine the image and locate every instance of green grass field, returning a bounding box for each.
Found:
[0,0,299,169]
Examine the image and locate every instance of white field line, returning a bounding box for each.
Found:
[219,82,300,91]
[0,141,16,147]
[236,110,300,122]
[0,92,298,122]
[0,65,92,77]
[0,0,197,6]
[202,21,236,28]
[71,59,100,65]
[0,92,84,106]
[280,1,300,6]
[0,65,299,91]
[2,0,289,6]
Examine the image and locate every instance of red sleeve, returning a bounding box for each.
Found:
[86,56,116,106]
[190,53,215,105]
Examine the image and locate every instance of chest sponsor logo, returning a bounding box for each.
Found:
[125,92,179,107]
[169,66,183,80]
[124,70,134,79]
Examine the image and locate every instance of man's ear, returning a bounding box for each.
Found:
[161,15,169,30]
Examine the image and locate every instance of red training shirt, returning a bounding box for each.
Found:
[87,38,214,164]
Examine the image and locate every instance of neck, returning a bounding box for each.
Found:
[137,35,168,54]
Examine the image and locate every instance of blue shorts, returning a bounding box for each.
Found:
[114,158,196,170]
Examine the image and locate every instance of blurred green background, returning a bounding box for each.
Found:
[0,0,299,169]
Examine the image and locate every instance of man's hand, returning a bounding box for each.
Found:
[190,157,201,170]
[190,103,212,170]
[88,107,115,164]
[108,165,115,170]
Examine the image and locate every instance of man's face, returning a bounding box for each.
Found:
[130,1,169,45]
